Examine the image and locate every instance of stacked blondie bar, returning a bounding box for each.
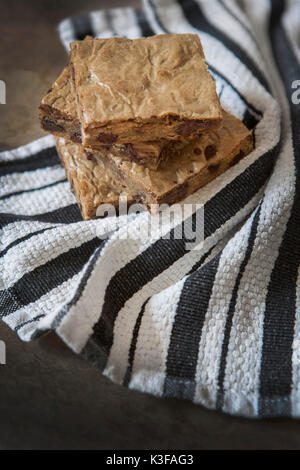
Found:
[39,34,253,220]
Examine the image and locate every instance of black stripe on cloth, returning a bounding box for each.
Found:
[236,0,246,12]
[82,139,279,372]
[187,244,215,276]
[15,314,45,332]
[0,178,67,201]
[177,0,271,93]
[164,253,221,400]
[123,298,150,387]
[0,204,82,228]
[216,203,262,410]
[259,0,300,418]
[203,145,277,237]
[50,240,108,331]
[0,147,59,176]
[243,108,260,131]
[0,226,56,258]
[0,237,102,316]
[135,9,155,37]
[71,14,94,40]
[242,110,257,151]
[218,84,225,98]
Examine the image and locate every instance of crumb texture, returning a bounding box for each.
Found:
[55,137,133,219]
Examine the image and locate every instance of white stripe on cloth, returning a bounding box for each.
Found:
[129,279,185,396]
[59,7,144,47]
[0,180,74,215]
[194,0,268,78]
[1,220,58,253]
[1,166,65,199]
[90,10,114,38]
[0,135,55,163]
[109,7,143,38]
[221,0,257,36]
[57,18,76,50]
[283,0,300,64]
[193,213,255,410]
[212,74,248,121]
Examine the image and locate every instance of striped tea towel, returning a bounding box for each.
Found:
[1,0,300,418]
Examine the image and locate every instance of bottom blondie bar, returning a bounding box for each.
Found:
[56,111,252,219]
[55,137,134,220]
[93,111,253,208]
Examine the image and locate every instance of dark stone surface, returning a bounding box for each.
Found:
[2,323,300,450]
[1,0,300,450]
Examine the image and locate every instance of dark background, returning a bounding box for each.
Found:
[1,0,300,450]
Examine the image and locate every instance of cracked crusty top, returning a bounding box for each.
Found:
[70,34,222,128]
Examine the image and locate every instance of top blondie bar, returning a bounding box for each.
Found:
[70,34,222,146]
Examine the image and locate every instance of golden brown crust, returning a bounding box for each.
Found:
[70,34,222,144]
[55,137,134,220]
